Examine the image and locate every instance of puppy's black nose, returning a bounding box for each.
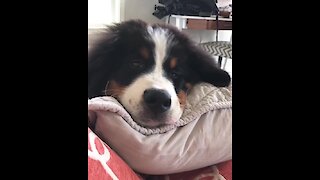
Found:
[143,89,171,114]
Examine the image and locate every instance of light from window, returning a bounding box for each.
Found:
[88,0,121,28]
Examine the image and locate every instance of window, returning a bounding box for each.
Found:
[88,0,123,29]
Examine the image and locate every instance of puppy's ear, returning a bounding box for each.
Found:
[88,28,121,98]
[187,45,231,87]
[88,20,149,98]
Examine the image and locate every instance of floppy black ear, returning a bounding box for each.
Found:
[88,20,151,98]
[88,29,121,98]
[187,45,231,87]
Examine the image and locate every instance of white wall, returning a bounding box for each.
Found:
[123,0,163,24]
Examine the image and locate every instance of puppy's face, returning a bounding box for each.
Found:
[88,20,230,127]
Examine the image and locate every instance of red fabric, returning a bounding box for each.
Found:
[88,128,142,180]
[145,160,232,180]
[217,160,232,180]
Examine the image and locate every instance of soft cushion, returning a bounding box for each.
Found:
[88,83,232,175]
[88,128,142,180]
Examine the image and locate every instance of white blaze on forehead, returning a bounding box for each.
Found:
[147,26,172,75]
[146,26,176,94]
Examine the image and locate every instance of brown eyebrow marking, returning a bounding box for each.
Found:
[140,47,149,60]
[169,57,177,69]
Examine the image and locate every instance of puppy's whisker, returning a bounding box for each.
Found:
[103,81,110,95]
[105,88,122,97]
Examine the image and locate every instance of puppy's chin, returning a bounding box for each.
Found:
[132,115,180,128]
[125,108,182,128]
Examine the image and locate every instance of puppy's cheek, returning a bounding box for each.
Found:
[166,92,182,124]
[176,82,193,110]
[118,84,144,119]
[105,81,125,98]
[177,90,187,108]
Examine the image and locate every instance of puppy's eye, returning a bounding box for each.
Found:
[171,72,178,79]
[170,71,181,79]
[131,60,145,69]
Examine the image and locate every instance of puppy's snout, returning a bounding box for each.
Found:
[143,89,171,114]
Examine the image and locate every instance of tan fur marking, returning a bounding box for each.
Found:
[140,47,149,60]
[170,57,177,69]
[105,81,125,98]
[177,90,187,108]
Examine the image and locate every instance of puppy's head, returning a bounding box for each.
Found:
[88,20,230,127]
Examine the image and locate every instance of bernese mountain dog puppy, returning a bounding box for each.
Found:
[88,19,230,128]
